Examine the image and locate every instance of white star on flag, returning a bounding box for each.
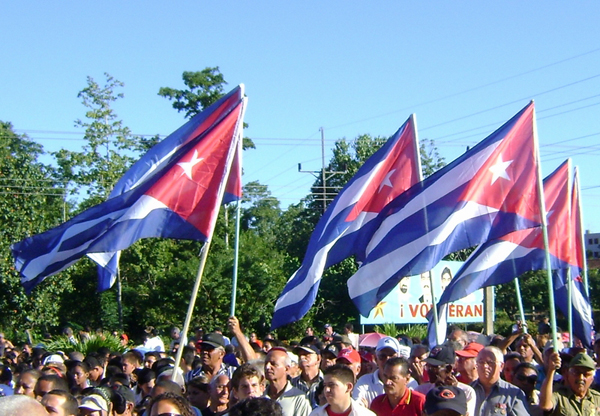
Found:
[378,169,396,192]
[177,149,204,179]
[488,156,513,185]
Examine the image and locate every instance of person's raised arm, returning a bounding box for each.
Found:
[228,316,257,363]
[539,351,560,411]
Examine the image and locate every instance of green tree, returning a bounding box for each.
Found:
[0,122,71,336]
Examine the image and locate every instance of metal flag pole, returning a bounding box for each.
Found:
[514,278,528,333]
[230,197,242,316]
[532,101,559,352]
[174,94,247,375]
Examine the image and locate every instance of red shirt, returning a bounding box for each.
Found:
[325,405,352,416]
[370,389,425,416]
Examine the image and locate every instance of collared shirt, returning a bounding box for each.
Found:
[292,371,324,409]
[353,370,384,407]
[185,363,234,383]
[548,383,600,416]
[369,388,425,416]
[414,382,476,416]
[266,381,311,416]
[470,378,529,416]
[310,401,376,416]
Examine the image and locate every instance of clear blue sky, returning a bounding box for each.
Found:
[2,2,600,231]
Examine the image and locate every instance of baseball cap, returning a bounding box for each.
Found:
[202,333,226,348]
[455,343,484,358]
[321,344,340,359]
[337,348,361,364]
[113,384,135,404]
[376,336,401,353]
[79,394,110,412]
[425,344,456,366]
[569,352,596,370]
[324,324,332,329]
[424,385,467,415]
[294,344,321,356]
[42,354,65,366]
[333,334,353,346]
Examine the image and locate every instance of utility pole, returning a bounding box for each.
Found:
[299,127,346,212]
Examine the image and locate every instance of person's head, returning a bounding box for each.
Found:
[112,384,136,416]
[144,351,161,369]
[324,324,333,336]
[68,360,89,389]
[336,348,361,377]
[382,357,410,399]
[476,347,504,387]
[149,392,195,416]
[321,344,339,370]
[424,344,456,383]
[83,356,104,383]
[229,397,284,416]
[293,344,321,373]
[448,330,468,350]
[343,323,354,334]
[565,352,596,399]
[79,387,113,416]
[171,327,181,340]
[502,352,522,383]
[376,337,401,373]
[185,376,210,409]
[322,364,355,408]
[209,374,230,408]
[305,327,314,337]
[14,368,41,397]
[455,343,483,382]
[122,351,142,376]
[440,267,453,292]
[515,336,534,362]
[408,344,429,375]
[0,394,50,416]
[231,363,265,401]
[264,348,290,383]
[200,333,226,370]
[424,385,467,416]
[41,390,79,416]
[151,379,183,398]
[512,362,539,397]
[35,374,69,400]
[136,368,156,396]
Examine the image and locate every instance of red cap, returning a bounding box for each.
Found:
[337,348,361,364]
[455,342,484,358]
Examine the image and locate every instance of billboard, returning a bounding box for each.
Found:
[360,260,488,324]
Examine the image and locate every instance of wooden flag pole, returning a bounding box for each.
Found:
[532,102,559,352]
[230,198,242,316]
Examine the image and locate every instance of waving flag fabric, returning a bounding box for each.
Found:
[90,127,243,291]
[271,115,421,329]
[13,85,247,293]
[347,102,541,317]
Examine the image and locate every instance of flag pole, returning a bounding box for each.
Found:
[514,278,527,334]
[230,197,242,316]
[575,166,589,297]
[412,114,441,342]
[174,94,247,375]
[567,268,573,347]
[566,159,573,347]
[532,101,559,352]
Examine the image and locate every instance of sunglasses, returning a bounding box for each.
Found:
[516,374,537,384]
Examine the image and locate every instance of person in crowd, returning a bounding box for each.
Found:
[408,344,429,385]
[231,363,265,402]
[205,374,230,416]
[287,352,302,379]
[306,328,315,337]
[414,344,475,416]
[424,385,468,416]
[448,330,469,351]
[336,348,362,379]
[344,323,360,350]
[0,394,50,416]
[310,364,375,416]
[455,343,483,385]
[230,397,284,416]
[354,336,401,407]
[144,327,166,353]
[122,350,143,378]
[40,389,79,416]
[512,362,541,415]
[144,351,161,369]
[514,334,543,365]
[79,387,113,416]
[186,333,234,382]
[471,346,529,416]
[170,327,182,351]
[501,352,522,384]
[112,383,137,416]
[264,347,311,416]
[149,391,196,416]
[370,357,425,416]
[539,351,600,415]
[292,342,323,408]
[14,368,41,397]
[67,360,91,394]
[83,355,105,386]
[186,375,211,413]
[322,325,336,345]
[35,374,69,400]
[134,368,157,414]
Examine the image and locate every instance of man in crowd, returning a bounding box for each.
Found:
[471,346,529,416]
[292,343,323,408]
[336,348,362,379]
[34,374,69,400]
[264,347,311,416]
[455,343,483,385]
[408,344,429,385]
[206,374,230,416]
[186,332,234,382]
[41,390,79,416]
[512,362,541,415]
[354,336,401,406]
[370,357,425,416]
[231,363,265,402]
[539,351,600,415]
[343,323,360,350]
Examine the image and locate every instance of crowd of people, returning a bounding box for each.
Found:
[0,318,599,416]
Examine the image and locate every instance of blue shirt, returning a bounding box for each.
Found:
[470,378,530,416]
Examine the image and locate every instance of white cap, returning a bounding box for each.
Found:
[288,351,299,365]
[79,394,109,412]
[42,354,65,365]
[376,336,401,353]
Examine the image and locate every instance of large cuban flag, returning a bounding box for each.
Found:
[89,111,244,292]
[347,102,541,317]
[13,85,247,293]
[271,115,421,329]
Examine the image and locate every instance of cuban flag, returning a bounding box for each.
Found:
[12,85,247,293]
[271,115,421,329]
[89,119,244,291]
[347,102,541,317]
